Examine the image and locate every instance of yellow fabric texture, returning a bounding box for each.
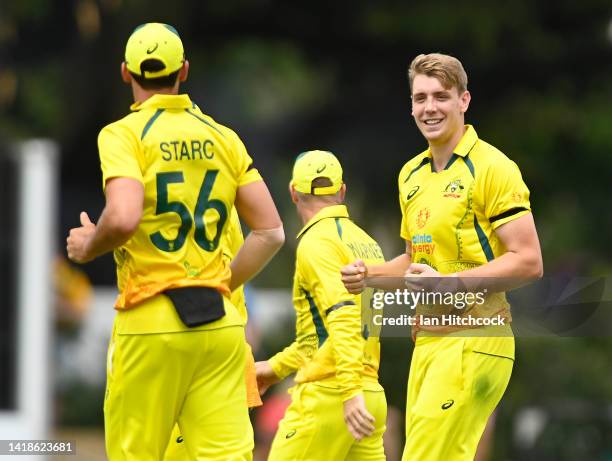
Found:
[398,124,531,324]
[268,205,385,401]
[402,336,513,461]
[268,383,386,461]
[105,320,253,461]
[98,93,262,310]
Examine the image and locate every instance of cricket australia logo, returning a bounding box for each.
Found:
[443,179,465,198]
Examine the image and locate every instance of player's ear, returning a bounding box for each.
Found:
[459,90,471,114]
[179,60,189,82]
[121,62,132,84]
[338,183,346,203]
[289,183,299,204]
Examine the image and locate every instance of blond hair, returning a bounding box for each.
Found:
[408,53,468,93]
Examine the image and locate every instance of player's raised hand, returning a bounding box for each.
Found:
[343,393,375,441]
[66,211,96,263]
[341,259,368,294]
[255,360,281,396]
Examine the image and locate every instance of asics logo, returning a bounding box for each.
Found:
[407,186,420,200]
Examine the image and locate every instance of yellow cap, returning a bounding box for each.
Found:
[291,150,343,195]
[124,23,185,78]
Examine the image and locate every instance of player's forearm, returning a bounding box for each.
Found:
[327,306,365,401]
[268,337,310,380]
[229,225,285,291]
[83,208,138,260]
[454,249,543,291]
[366,253,412,290]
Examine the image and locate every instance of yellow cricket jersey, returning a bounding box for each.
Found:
[98,94,261,309]
[269,205,385,401]
[398,124,530,324]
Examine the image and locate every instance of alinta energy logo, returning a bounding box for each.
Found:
[443,178,465,198]
[412,233,435,255]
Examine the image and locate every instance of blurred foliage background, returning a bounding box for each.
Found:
[1,0,611,459]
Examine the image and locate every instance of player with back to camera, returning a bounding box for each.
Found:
[256,150,387,461]
[66,22,284,461]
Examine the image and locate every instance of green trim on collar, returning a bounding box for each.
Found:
[453,125,479,157]
[297,205,349,239]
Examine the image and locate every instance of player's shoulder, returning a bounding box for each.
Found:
[98,112,145,144]
[297,221,342,257]
[398,149,430,184]
[471,137,521,172]
[190,106,241,142]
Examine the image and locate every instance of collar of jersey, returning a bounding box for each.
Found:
[424,124,478,160]
[130,94,193,111]
[297,204,349,239]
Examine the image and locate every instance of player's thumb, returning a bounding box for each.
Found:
[80,211,93,227]
[355,259,366,272]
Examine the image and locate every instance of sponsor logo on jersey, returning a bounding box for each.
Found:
[285,429,297,439]
[411,234,435,255]
[441,399,455,410]
[406,186,420,201]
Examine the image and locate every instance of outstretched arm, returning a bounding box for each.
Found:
[66,177,143,263]
[341,242,412,294]
[407,213,543,291]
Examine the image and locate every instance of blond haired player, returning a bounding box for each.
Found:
[257,150,387,460]
[66,23,284,460]
[341,53,543,460]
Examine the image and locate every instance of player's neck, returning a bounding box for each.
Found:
[131,84,180,104]
[429,126,465,172]
[298,202,333,225]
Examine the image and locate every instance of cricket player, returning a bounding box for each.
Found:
[341,53,543,460]
[66,23,284,460]
[256,150,387,460]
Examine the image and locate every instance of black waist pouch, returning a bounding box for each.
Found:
[164,286,225,328]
